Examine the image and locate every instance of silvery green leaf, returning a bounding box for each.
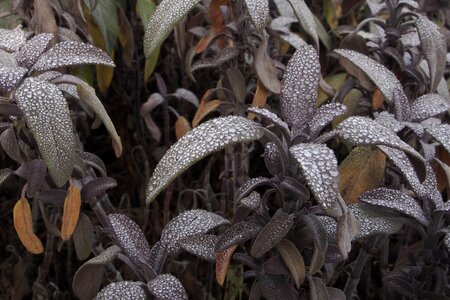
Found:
[179,234,218,261]
[416,16,447,92]
[309,103,347,137]
[15,78,75,187]
[246,107,290,138]
[17,33,53,69]
[161,209,229,254]
[143,0,200,57]
[0,168,12,187]
[234,176,271,202]
[215,221,262,252]
[334,49,404,104]
[147,274,188,300]
[95,281,146,300]
[0,27,25,52]
[280,45,320,128]
[287,0,319,49]
[360,188,429,226]
[425,124,450,155]
[410,94,450,121]
[401,31,420,47]
[0,67,27,92]
[108,214,151,266]
[392,88,411,121]
[32,41,115,71]
[146,116,263,203]
[289,143,343,218]
[251,210,294,258]
[244,0,269,31]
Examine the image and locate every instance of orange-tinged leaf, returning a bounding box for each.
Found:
[247,79,268,120]
[192,90,222,127]
[13,197,44,254]
[339,146,386,203]
[195,29,215,54]
[372,88,384,110]
[216,245,237,286]
[61,184,82,240]
[144,47,160,82]
[175,116,191,139]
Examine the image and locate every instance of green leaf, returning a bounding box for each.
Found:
[136,0,156,29]
[15,78,75,187]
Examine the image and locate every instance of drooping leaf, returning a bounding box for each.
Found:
[147,274,188,300]
[15,78,75,187]
[146,116,263,203]
[289,143,343,218]
[416,16,447,92]
[248,80,269,120]
[140,92,164,142]
[143,0,200,57]
[32,41,115,71]
[237,191,262,211]
[81,177,117,201]
[339,147,386,203]
[277,239,305,288]
[95,281,146,300]
[308,276,330,300]
[360,188,429,226]
[61,184,82,240]
[0,67,27,92]
[161,209,229,254]
[179,234,218,261]
[81,152,107,177]
[108,214,151,266]
[244,0,269,31]
[17,33,53,69]
[410,94,450,121]
[73,213,94,261]
[254,35,281,94]
[216,245,237,286]
[215,222,262,252]
[251,210,294,258]
[0,27,25,52]
[280,45,320,128]
[287,0,319,49]
[309,103,347,137]
[334,49,404,104]
[192,99,222,127]
[13,197,44,254]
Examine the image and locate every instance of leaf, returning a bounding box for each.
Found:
[144,47,160,82]
[215,222,262,252]
[244,0,269,31]
[0,27,25,52]
[234,176,271,202]
[15,78,75,187]
[26,159,47,198]
[95,281,146,300]
[179,233,218,261]
[289,143,343,217]
[175,116,191,139]
[254,35,281,94]
[73,213,94,260]
[17,33,53,69]
[334,49,405,104]
[191,47,240,72]
[277,239,305,288]
[61,184,82,240]
[360,188,429,226]
[258,273,298,299]
[339,147,386,203]
[216,245,237,286]
[264,142,282,176]
[160,209,229,254]
[77,82,122,157]
[33,0,57,35]
[192,99,222,127]
[0,168,12,187]
[226,67,246,102]
[0,126,21,162]
[280,45,320,128]
[72,245,121,300]
[32,41,115,72]
[416,16,447,92]
[146,116,263,203]
[0,67,27,92]
[308,276,329,300]
[140,92,165,142]
[147,274,188,300]
[143,0,200,57]
[309,103,347,136]
[251,210,294,258]
[410,93,450,121]
[287,0,319,49]
[248,80,269,120]
[13,197,44,254]
[118,6,135,69]
[246,106,290,138]
[426,124,450,155]
[81,177,117,201]
[108,214,152,266]
[136,0,156,29]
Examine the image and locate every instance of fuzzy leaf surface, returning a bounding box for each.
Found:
[216,222,262,252]
[95,281,146,300]
[410,94,450,121]
[244,0,269,31]
[179,234,218,261]
[287,0,319,49]
[0,27,25,52]
[17,33,53,69]
[147,274,188,300]
[0,67,27,92]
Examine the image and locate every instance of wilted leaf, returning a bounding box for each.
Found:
[17,33,53,69]
[175,116,191,139]
[287,0,319,49]
[410,94,450,121]
[15,78,75,187]
[339,147,386,203]
[146,116,263,203]
[248,80,269,120]
[33,0,57,35]
[61,184,81,240]
[277,239,305,288]
[179,234,218,261]
[192,99,222,127]
[13,197,44,254]
[254,35,281,94]
[73,213,94,260]
[0,67,27,92]
[216,222,262,252]
[244,0,269,31]
[216,245,237,286]
[147,274,188,300]
[95,281,146,300]
[290,143,343,217]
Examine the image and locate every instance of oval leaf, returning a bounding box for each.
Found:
[244,0,269,31]
[179,233,218,261]
[0,67,27,92]
[287,0,319,49]
[13,197,44,254]
[410,93,450,121]
[17,33,53,69]
[215,221,262,252]
[95,281,146,300]
[147,274,188,300]
[61,184,81,240]
[277,239,305,288]
[216,245,237,286]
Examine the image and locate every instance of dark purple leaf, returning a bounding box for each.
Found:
[258,273,297,300]
[17,33,53,69]
[81,152,107,177]
[410,94,450,121]
[95,281,146,300]
[147,274,188,300]
[26,159,47,198]
[215,221,262,252]
[81,177,117,200]
[0,67,27,92]
[0,126,21,162]
[191,47,240,72]
[237,191,262,211]
[308,276,329,300]
[263,255,290,275]
[0,27,25,52]
[264,142,282,175]
[0,102,22,117]
[254,36,281,94]
[276,239,305,288]
[179,234,218,261]
[73,213,94,261]
[0,168,12,187]
[309,103,347,136]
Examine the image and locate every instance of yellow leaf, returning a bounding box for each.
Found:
[339,147,386,203]
[13,197,44,254]
[216,245,237,286]
[61,184,82,240]
[175,116,191,139]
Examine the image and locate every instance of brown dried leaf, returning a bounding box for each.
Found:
[175,116,191,139]
[61,184,81,240]
[192,90,222,127]
[13,197,44,254]
[254,36,281,94]
[372,88,384,110]
[247,79,268,120]
[216,245,237,286]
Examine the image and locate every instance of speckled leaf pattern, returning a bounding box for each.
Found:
[416,16,447,92]
[191,47,240,72]
[309,103,347,136]
[215,222,262,252]
[108,214,151,266]
[0,168,12,187]
[15,78,75,187]
[146,116,263,203]
[360,188,428,226]
[280,45,320,128]
[287,0,319,49]
[410,94,450,121]
[246,107,290,138]
[144,0,200,57]
[147,274,188,300]
[95,281,146,300]
[17,33,53,69]
[289,143,343,218]
[425,124,450,154]
[160,209,229,254]
[244,0,269,31]
[264,142,283,175]
[238,191,262,211]
[374,112,405,133]
[179,234,218,261]
[444,234,450,252]
[251,210,294,258]
[32,41,115,71]
[0,67,27,92]
[234,176,271,202]
[334,49,404,104]
[0,49,18,68]
[0,27,25,52]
